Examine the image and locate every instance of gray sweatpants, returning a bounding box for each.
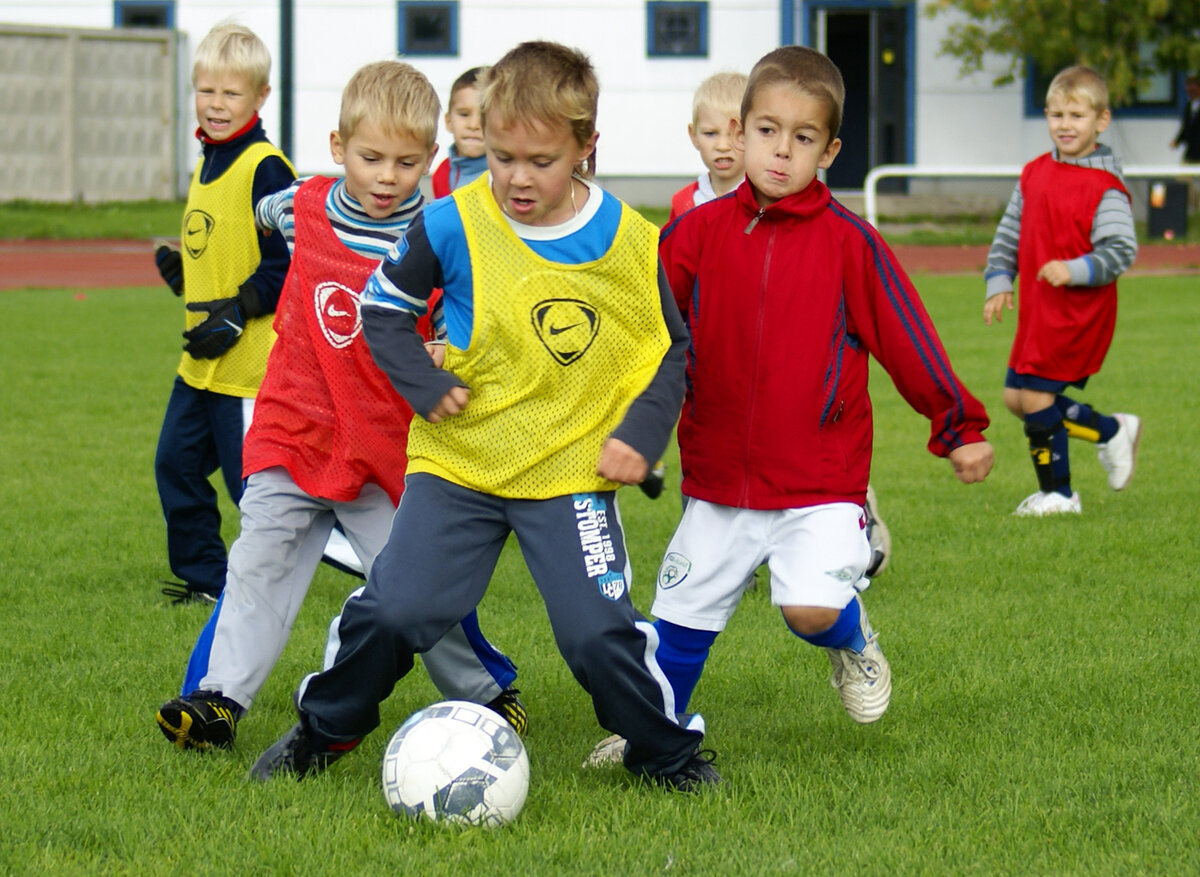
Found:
[199,467,514,709]
[298,472,703,777]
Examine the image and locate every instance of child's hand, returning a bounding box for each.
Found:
[1036,260,1070,287]
[949,441,994,484]
[983,292,1013,326]
[425,341,446,368]
[428,386,469,423]
[596,437,648,485]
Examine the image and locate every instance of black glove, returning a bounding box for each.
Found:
[154,244,184,296]
[183,283,266,359]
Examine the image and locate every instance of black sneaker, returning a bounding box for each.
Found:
[656,749,722,792]
[160,581,220,605]
[484,687,528,736]
[639,461,666,499]
[248,719,358,781]
[157,690,242,751]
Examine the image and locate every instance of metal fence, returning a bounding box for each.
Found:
[0,23,180,202]
[863,163,1200,228]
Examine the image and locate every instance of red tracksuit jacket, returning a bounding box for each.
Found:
[659,178,990,511]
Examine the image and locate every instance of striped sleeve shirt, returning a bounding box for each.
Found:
[984,144,1137,299]
[255,177,423,263]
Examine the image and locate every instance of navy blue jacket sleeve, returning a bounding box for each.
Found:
[243,154,296,312]
[608,260,688,465]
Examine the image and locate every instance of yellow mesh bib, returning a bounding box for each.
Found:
[407,175,669,498]
[177,141,292,398]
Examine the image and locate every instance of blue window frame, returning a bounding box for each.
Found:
[398,1,458,57]
[1023,56,1181,119]
[647,1,708,58]
[114,1,174,28]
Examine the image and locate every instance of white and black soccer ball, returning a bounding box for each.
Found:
[382,700,529,828]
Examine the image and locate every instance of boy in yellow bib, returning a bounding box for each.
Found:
[152,22,295,604]
[251,41,720,791]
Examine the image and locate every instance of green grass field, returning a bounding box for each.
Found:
[2,274,1198,875]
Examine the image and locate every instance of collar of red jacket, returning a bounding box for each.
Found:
[735,175,831,221]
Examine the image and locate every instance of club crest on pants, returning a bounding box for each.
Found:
[658,552,691,589]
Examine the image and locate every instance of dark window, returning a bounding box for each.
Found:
[114,1,173,28]
[647,1,708,58]
[1024,53,1180,118]
[398,1,458,56]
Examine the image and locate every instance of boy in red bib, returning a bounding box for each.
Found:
[984,66,1140,517]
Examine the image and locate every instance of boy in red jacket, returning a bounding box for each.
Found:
[650,47,992,728]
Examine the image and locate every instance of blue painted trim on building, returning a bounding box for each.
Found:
[397,0,459,57]
[646,1,709,58]
[1022,58,1182,119]
[113,0,175,28]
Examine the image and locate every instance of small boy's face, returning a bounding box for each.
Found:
[688,105,743,190]
[739,83,841,208]
[445,85,485,159]
[193,69,269,141]
[484,111,597,227]
[1044,95,1110,160]
[331,119,436,219]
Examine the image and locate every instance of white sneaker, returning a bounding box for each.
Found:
[863,485,891,577]
[583,734,626,768]
[581,713,705,768]
[1097,413,1141,490]
[1013,490,1081,517]
[826,596,891,724]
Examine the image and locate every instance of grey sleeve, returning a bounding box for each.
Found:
[1064,189,1138,287]
[984,182,1022,299]
[608,261,689,466]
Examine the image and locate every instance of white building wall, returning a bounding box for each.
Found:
[0,0,1189,197]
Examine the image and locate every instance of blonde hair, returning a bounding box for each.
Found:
[338,60,440,148]
[191,21,271,92]
[479,41,599,177]
[692,71,747,126]
[1046,65,1110,114]
[742,46,845,139]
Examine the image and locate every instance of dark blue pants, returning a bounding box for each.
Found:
[154,376,248,596]
[298,473,702,777]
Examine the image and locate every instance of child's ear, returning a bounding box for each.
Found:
[687,122,699,149]
[1096,108,1112,133]
[818,136,842,169]
[733,120,745,150]
[423,144,439,174]
[254,84,271,113]
[329,130,346,166]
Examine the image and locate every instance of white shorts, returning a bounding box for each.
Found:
[651,498,871,632]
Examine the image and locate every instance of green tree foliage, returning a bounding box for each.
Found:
[923,0,1200,104]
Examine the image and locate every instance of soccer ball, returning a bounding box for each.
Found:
[381,700,529,828]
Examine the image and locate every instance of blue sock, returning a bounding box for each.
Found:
[653,619,717,713]
[1056,394,1119,443]
[791,598,866,652]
